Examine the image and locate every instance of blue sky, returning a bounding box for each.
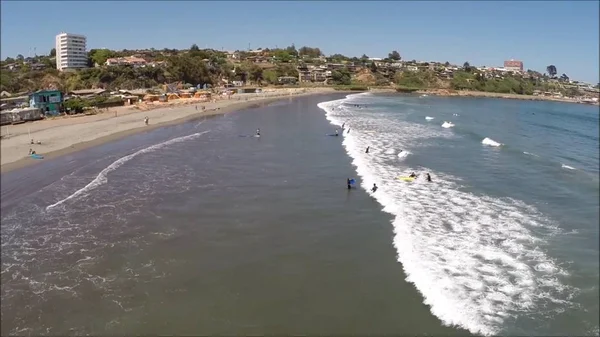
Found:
[1,1,598,83]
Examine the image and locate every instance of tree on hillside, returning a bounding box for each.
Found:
[329,53,349,62]
[360,54,369,66]
[444,61,450,67]
[88,49,115,66]
[388,50,401,61]
[463,61,470,70]
[370,61,378,73]
[559,73,569,82]
[49,48,56,57]
[4,57,15,63]
[298,46,322,58]
[331,68,351,85]
[248,64,264,84]
[16,54,24,61]
[546,65,557,78]
[285,44,298,57]
[190,44,200,51]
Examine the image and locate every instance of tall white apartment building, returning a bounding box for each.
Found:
[55,32,88,71]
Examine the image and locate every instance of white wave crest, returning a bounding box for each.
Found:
[426,116,435,120]
[46,131,210,210]
[482,137,503,147]
[442,121,455,128]
[561,164,576,170]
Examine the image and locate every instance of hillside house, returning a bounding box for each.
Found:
[29,90,62,115]
[105,56,147,67]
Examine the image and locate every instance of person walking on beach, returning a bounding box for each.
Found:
[144,116,149,125]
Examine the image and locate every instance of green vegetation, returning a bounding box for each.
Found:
[1,45,593,101]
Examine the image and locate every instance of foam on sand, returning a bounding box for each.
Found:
[482,137,503,147]
[318,95,576,336]
[46,131,210,210]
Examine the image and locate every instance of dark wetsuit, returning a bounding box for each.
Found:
[347,179,352,190]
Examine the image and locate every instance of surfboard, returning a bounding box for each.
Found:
[30,154,44,159]
[396,176,414,182]
[326,134,339,137]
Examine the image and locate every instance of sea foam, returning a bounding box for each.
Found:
[318,95,574,336]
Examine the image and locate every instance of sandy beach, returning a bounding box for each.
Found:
[0,87,339,173]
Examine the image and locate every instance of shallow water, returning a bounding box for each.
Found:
[319,93,599,336]
[1,95,467,336]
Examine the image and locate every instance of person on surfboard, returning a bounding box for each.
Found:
[409,172,417,178]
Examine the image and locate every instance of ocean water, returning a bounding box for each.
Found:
[1,95,467,336]
[1,93,597,336]
[318,93,599,336]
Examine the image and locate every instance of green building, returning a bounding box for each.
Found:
[29,90,63,116]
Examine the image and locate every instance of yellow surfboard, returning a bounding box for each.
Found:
[396,176,414,182]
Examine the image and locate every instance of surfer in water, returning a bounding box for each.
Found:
[426,173,432,182]
[335,129,339,136]
[371,183,378,193]
[365,146,370,153]
[409,172,417,178]
[347,178,352,190]
[256,128,261,136]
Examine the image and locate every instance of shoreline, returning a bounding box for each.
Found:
[1,88,346,174]
[414,88,600,105]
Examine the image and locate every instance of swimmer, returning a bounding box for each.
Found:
[371,183,378,193]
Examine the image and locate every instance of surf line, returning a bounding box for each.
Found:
[46,131,210,211]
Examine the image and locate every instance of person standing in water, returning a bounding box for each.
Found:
[335,129,339,136]
[365,146,370,153]
[256,128,261,136]
[426,173,432,182]
[342,122,345,129]
[347,178,352,190]
[371,183,378,192]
